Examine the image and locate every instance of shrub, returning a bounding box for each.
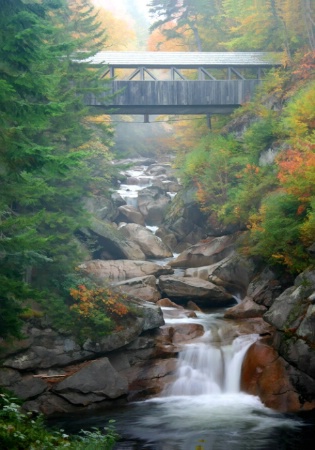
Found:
[69,285,130,341]
[0,391,118,449]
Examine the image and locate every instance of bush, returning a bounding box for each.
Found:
[247,190,310,273]
[69,285,131,341]
[0,391,118,449]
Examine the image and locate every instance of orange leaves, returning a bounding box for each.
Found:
[70,284,129,328]
[277,143,315,202]
[293,51,315,82]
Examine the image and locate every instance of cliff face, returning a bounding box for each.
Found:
[238,267,315,412]
[264,269,315,405]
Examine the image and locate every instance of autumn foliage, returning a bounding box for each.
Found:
[69,285,130,339]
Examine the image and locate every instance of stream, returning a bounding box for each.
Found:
[52,162,314,449]
[57,308,312,449]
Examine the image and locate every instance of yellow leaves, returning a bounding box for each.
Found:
[247,205,266,233]
[276,142,315,201]
[69,284,129,324]
[283,81,315,138]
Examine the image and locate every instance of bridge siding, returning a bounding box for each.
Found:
[89,80,261,109]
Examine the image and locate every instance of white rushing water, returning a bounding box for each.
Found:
[165,334,258,396]
[118,313,302,449]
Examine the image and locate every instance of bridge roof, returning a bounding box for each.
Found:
[88,51,281,68]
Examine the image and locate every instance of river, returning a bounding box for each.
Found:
[51,162,315,449]
[54,307,314,449]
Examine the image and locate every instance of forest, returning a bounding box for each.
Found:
[0,0,315,447]
[0,0,315,342]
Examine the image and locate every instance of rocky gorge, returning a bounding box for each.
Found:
[0,158,315,423]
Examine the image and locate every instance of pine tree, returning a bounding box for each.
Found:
[0,0,114,339]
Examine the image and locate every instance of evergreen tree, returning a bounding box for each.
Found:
[0,0,113,339]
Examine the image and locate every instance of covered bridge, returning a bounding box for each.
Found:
[85,51,281,116]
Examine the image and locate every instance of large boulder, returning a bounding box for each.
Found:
[2,301,164,371]
[2,329,93,370]
[113,275,161,303]
[170,235,237,269]
[185,254,255,297]
[158,275,234,306]
[79,259,173,283]
[137,186,171,225]
[83,195,118,222]
[155,226,178,252]
[117,205,145,226]
[224,296,267,319]
[247,267,284,308]
[80,218,145,260]
[53,358,129,404]
[145,163,173,177]
[119,223,173,259]
[241,340,315,412]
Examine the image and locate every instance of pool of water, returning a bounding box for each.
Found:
[52,397,314,450]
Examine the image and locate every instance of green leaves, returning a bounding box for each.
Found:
[0,0,115,339]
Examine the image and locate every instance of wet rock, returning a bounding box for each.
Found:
[241,340,315,412]
[156,298,184,309]
[275,332,315,379]
[262,269,315,399]
[145,163,172,177]
[185,254,255,297]
[3,330,93,370]
[111,192,126,207]
[247,267,283,308]
[81,318,145,353]
[119,223,172,259]
[137,186,171,226]
[23,393,86,415]
[83,195,118,222]
[78,259,173,283]
[224,296,267,319]
[9,375,47,400]
[81,218,145,260]
[155,226,178,252]
[234,318,274,336]
[117,205,145,226]
[170,235,237,269]
[0,368,22,387]
[127,299,165,332]
[122,358,177,399]
[159,275,233,306]
[53,358,129,404]
[186,301,202,312]
[170,323,205,343]
[113,275,161,303]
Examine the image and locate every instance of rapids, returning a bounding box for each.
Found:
[51,161,312,449]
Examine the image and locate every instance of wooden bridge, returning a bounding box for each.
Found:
[85,52,281,116]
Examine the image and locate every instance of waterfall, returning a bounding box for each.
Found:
[164,331,259,397]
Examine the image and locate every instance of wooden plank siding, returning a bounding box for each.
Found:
[85,79,262,115]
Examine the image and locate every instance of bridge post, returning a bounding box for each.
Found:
[207,114,212,129]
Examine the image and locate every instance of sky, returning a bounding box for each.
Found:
[92,0,151,21]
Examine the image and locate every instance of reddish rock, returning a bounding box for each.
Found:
[157,298,184,309]
[233,317,274,336]
[241,340,315,412]
[187,300,202,312]
[224,296,267,319]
